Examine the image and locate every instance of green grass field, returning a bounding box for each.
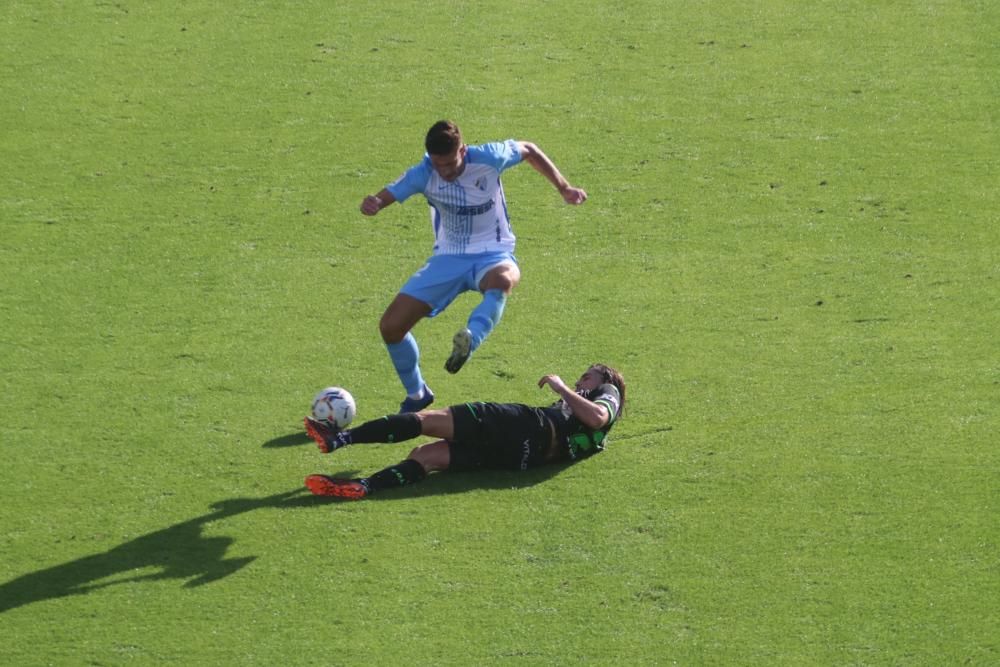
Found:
[2,1,997,664]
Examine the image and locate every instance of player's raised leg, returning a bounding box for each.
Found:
[305,408,455,454]
[447,261,520,374]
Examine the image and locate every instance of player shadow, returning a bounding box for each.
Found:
[312,461,575,502]
[0,488,320,615]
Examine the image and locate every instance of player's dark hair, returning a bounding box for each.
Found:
[425,120,462,155]
[591,363,626,415]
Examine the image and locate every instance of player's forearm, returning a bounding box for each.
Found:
[558,387,610,430]
[519,142,571,192]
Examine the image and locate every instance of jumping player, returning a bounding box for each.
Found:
[360,120,588,412]
[303,364,625,499]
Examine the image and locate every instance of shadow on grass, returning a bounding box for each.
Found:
[310,461,576,503]
[0,461,577,613]
[274,427,579,501]
[0,488,323,615]
[261,431,313,448]
[269,428,577,500]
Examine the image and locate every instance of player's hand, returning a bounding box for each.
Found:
[538,374,569,394]
[360,195,383,216]
[560,186,587,205]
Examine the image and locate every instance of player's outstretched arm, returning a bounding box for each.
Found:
[538,374,609,429]
[517,141,588,205]
[360,189,397,216]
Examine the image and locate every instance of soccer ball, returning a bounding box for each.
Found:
[311,387,356,428]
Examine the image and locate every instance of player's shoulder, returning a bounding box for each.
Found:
[466,140,522,168]
[593,382,621,400]
[387,156,433,198]
[466,139,517,155]
[391,154,433,178]
[590,383,622,415]
[415,153,435,173]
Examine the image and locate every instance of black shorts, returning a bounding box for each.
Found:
[448,402,553,471]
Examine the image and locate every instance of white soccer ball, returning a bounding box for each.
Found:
[311,387,356,428]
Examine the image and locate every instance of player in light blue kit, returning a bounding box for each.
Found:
[360,120,588,412]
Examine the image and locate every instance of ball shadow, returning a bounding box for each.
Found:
[261,431,313,448]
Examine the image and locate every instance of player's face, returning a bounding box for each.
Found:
[430,145,467,181]
[575,368,604,392]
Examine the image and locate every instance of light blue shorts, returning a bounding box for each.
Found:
[400,251,518,317]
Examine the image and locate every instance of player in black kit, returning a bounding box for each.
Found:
[302,364,626,499]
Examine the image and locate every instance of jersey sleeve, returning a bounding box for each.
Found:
[467,140,522,173]
[559,383,623,461]
[385,158,432,203]
[591,384,622,426]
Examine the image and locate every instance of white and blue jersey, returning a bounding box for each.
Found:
[386,140,523,255]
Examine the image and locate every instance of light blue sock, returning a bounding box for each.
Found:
[386,333,425,395]
[467,289,507,351]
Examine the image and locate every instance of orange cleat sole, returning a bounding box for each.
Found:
[305,474,368,499]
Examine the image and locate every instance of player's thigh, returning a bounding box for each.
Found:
[415,409,455,440]
[477,261,520,293]
[400,255,471,317]
[409,440,451,472]
[379,293,432,343]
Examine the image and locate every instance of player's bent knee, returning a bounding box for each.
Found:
[493,276,517,293]
[409,440,450,472]
[379,317,405,344]
[482,269,519,294]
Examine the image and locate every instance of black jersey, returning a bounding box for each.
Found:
[542,383,622,461]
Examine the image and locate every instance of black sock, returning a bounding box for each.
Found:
[347,413,422,444]
[363,459,427,493]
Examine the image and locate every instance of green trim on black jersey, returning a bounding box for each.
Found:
[594,398,618,423]
[568,429,607,453]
